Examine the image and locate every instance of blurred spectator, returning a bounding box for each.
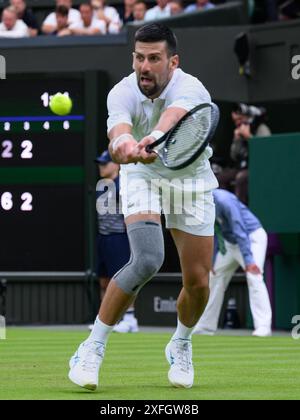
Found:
[169,0,184,15]
[185,0,216,13]
[279,0,300,20]
[10,0,39,37]
[91,0,121,34]
[51,5,72,36]
[0,6,29,38]
[144,0,171,21]
[133,0,147,23]
[213,104,271,205]
[120,0,136,24]
[70,3,106,35]
[42,0,81,35]
[230,104,271,204]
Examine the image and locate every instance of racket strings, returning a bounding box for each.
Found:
[165,107,212,166]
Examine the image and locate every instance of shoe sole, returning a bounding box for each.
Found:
[165,342,193,389]
[68,370,97,391]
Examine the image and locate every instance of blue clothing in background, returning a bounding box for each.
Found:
[213,189,262,265]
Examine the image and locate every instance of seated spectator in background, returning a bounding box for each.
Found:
[144,0,171,21]
[0,6,29,37]
[230,104,271,204]
[185,0,216,13]
[91,0,121,34]
[42,0,81,34]
[51,5,72,36]
[214,103,271,205]
[133,0,147,23]
[279,0,300,20]
[120,0,135,24]
[10,0,39,36]
[70,3,106,35]
[169,0,184,15]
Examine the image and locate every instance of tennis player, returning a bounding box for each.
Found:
[69,23,218,391]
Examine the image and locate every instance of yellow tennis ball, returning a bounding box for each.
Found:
[49,93,73,116]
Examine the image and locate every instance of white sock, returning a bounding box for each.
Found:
[124,309,135,318]
[172,318,194,341]
[88,316,114,345]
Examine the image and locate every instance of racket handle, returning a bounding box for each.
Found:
[145,145,152,153]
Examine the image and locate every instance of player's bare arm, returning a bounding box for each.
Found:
[138,106,187,154]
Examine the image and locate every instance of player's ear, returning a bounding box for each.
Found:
[170,54,179,70]
[132,52,136,71]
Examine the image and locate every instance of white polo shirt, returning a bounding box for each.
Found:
[145,5,171,22]
[43,8,81,27]
[0,19,29,38]
[107,68,218,190]
[70,17,107,34]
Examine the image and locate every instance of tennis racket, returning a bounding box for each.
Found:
[146,103,220,170]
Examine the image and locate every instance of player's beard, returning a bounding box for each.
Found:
[138,77,160,98]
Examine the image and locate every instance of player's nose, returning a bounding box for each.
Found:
[140,59,151,73]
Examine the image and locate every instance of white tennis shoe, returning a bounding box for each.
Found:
[165,339,194,388]
[68,339,105,391]
[113,315,139,333]
[253,327,272,337]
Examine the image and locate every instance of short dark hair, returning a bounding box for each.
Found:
[80,2,93,10]
[135,23,178,57]
[56,5,69,16]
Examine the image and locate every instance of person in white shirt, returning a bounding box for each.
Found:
[41,0,81,34]
[0,6,29,38]
[145,0,171,21]
[133,0,147,23]
[91,0,121,34]
[68,23,218,392]
[169,0,184,15]
[70,2,106,35]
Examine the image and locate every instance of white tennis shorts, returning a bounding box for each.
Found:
[120,158,218,236]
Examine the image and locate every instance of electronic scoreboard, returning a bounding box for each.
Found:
[0,74,90,272]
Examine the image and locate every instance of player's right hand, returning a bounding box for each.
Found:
[112,138,140,164]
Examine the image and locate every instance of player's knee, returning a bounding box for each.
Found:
[114,221,165,295]
[135,247,164,280]
[184,274,210,296]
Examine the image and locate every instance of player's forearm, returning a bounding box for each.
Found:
[42,24,56,34]
[153,107,187,133]
[108,124,137,164]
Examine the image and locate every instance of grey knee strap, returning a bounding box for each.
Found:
[114,221,165,295]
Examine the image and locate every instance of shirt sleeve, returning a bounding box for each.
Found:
[223,200,255,266]
[107,84,134,133]
[167,75,211,112]
[43,12,56,26]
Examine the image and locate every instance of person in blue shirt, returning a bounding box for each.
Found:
[194,188,272,337]
[93,150,139,333]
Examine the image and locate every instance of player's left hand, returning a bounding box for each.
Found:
[245,264,261,275]
[136,136,157,164]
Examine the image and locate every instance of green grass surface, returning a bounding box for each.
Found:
[0,328,299,400]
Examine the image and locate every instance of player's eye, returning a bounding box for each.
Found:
[149,56,160,63]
